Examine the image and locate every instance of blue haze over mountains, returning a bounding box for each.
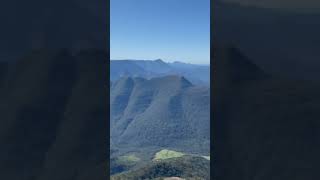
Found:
[110,75,210,152]
[110,59,210,154]
[110,0,210,178]
[110,59,210,177]
[110,59,210,85]
[110,75,210,178]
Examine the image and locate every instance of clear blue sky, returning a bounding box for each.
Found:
[111,0,210,64]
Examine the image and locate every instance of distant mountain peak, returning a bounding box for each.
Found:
[172,61,187,64]
[153,59,167,65]
[110,59,210,85]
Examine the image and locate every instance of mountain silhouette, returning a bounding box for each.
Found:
[213,45,320,180]
[214,2,320,80]
[213,45,267,88]
[0,49,108,180]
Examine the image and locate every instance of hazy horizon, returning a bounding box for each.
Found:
[110,58,210,65]
[111,0,210,64]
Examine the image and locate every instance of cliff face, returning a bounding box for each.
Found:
[0,49,108,180]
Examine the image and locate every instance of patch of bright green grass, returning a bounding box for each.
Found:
[153,149,185,161]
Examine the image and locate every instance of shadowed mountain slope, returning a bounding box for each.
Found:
[0,62,8,87]
[213,45,267,88]
[110,60,150,81]
[214,2,320,80]
[0,49,108,180]
[213,45,320,180]
[111,75,210,154]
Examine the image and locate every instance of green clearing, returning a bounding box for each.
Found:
[153,149,210,161]
[153,149,185,161]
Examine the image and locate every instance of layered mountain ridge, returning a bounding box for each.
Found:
[110,59,210,85]
[110,75,210,155]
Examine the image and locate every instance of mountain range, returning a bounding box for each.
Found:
[110,59,210,178]
[110,75,210,155]
[110,59,210,85]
